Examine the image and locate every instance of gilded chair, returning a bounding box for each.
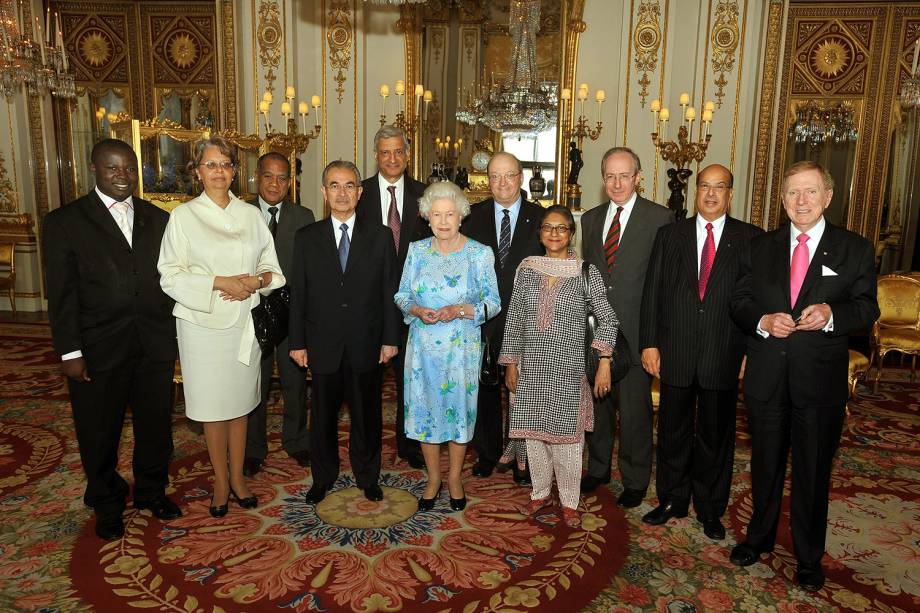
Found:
[0,242,17,315]
[871,274,920,392]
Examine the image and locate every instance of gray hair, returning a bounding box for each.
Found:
[322,160,362,185]
[418,181,471,219]
[600,146,642,174]
[374,125,409,151]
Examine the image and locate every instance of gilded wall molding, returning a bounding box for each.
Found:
[750,0,785,229]
[22,1,50,231]
[0,150,16,213]
[632,0,662,107]
[257,0,283,97]
[555,0,587,204]
[710,0,740,108]
[327,0,353,104]
[217,0,237,131]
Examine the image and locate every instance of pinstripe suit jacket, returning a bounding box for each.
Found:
[640,215,763,389]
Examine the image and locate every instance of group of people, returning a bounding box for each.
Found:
[43,125,878,593]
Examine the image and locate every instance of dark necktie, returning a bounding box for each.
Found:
[699,222,715,300]
[268,206,278,237]
[338,223,350,272]
[387,185,400,252]
[604,205,624,271]
[498,209,511,269]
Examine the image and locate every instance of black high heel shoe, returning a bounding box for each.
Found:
[417,483,442,512]
[209,495,229,518]
[448,481,466,511]
[230,487,257,509]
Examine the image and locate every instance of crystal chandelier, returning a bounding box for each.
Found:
[0,1,75,99]
[788,100,858,147]
[900,40,920,109]
[456,0,557,134]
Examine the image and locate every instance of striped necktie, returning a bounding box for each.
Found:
[603,206,624,271]
[498,209,511,269]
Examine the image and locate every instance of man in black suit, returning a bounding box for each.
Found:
[639,164,762,539]
[580,147,674,507]
[244,152,316,477]
[356,125,430,470]
[289,160,400,504]
[729,161,879,592]
[43,139,181,540]
[461,151,543,481]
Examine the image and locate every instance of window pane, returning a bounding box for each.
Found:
[503,134,537,161]
[535,128,557,162]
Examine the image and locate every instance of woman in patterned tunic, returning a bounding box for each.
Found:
[499,205,618,527]
[394,182,501,512]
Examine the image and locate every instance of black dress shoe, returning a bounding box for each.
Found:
[363,484,384,501]
[242,457,263,477]
[94,514,125,541]
[796,563,825,592]
[472,462,494,478]
[290,450,311,468]
[449,496,467,511]
[230,488,258,509]
[579,474,610,493]
[134,495,183,520]
[209,496,229,518]
[641,501,688,525]
[730,542,771,567]
[407,455,426,470]
[513,467,531,486]
[305,482,332,504]
[701,518,726,540]
[616,488,646,508]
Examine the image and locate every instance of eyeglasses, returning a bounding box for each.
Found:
[603,172,637,184]
[325,182,357,193]
[199,161,235,171]
[698,182,729,193]
[488,171,520,182]
[540,224,571,235]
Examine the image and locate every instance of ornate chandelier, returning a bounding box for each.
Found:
[456,0,557,134]
[0,1,75,98]
[788,100,858,147]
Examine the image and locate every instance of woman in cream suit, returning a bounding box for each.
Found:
[158,136,284,517]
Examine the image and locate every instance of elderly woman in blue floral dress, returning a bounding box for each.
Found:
[395,181,500,513]
[500,205,618,528]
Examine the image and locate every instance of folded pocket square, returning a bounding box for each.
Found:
[822,265,838,276]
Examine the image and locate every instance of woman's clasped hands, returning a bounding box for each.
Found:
[215,273,261,301]
[410,304,468,324]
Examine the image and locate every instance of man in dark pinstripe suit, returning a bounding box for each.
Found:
[638,164,762,539]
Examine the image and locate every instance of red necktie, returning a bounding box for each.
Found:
[603,206,624,271]
[699,222,715,300]
[387,185,400,252]
[790,233,810,307]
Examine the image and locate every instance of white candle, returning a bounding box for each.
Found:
[298,101,308,115]
[560,88,571,101]
[45,7,50,43]
[280,101,291,117]
[679,92,690,106]
[912,39,919,75]
[650,99,661,112]
[35,17,45,64]
[285,86,295,100]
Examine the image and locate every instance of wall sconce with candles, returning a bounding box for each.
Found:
[379,79,431,143]
[649,93,715,218]
[560,82,605,210]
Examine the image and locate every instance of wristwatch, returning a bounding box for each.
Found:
[257,274,265,288]
[459,307,466,318]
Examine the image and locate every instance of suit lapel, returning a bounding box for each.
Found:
[706,217,740,292]
[399,178,424,256]
[323,219,344,275]
[679,217,699,296]
[345,217,369,275]
[83,191,131,246]
[482,200,499,252]
[509,201,537,262]
[773,225,792,308]
[796,223,837,309]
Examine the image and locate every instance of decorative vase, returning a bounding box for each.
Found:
[529,166,546,199]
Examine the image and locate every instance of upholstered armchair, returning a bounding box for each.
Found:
[871,274,920,392]
[0,242,16,315]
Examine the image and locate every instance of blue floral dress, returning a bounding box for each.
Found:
[394,237,501,444]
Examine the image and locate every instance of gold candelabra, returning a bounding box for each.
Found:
[649,94,715,218]
[560,83,606,210]
[378,80,431,142]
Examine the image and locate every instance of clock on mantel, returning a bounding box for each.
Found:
[465,139,493,203]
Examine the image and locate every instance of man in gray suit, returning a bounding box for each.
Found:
[579,146,674,507]
[244,152,316,476]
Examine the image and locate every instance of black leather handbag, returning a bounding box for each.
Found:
[480,304,501,386]
[581,263,630,384]
[251,285,291,352]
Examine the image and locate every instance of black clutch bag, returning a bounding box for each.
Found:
[581,263,630,384]
[480,305,501,386]
[251,285,291,352]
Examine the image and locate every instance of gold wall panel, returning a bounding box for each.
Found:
[633,0,662,108]
[257,0,283,96]
[710,0,740,108]
[326,0,353,104]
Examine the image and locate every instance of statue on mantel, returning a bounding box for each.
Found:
[454,167,469,190]
[566,141,583,186]
[666,167,693,220]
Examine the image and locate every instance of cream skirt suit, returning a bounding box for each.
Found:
[158,192,285,422]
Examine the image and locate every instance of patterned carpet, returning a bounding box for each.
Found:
[0,321,918,612]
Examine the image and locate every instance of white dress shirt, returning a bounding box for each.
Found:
[332,213,356,245]
[494,196,522,245]
[377,174,404,225]
[258,196,283,225]
[600,191,638,245]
